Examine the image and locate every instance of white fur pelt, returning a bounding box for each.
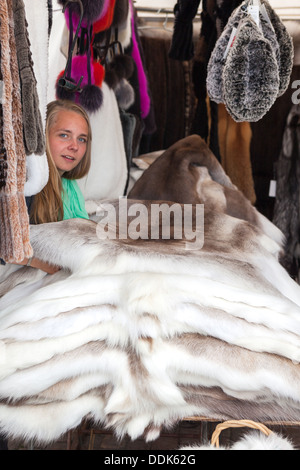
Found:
[23,0,49,196]
[76,82,128,200]
[180,431,295,450]
[47,1,66,104]
[1,202,300,444]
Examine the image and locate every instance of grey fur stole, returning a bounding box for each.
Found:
[273,105,300,278]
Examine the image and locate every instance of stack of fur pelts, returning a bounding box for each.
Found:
[2,188,300,444]
[207,0,294,122]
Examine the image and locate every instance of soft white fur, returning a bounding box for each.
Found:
[180,431,295,450]
[23,0,49,196]
[47,1,67,103]
[76,83,128,200]
[1,209,300,443]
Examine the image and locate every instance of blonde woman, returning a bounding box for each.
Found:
[20,99,92,273]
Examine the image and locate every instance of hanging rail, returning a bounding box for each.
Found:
[134,3,299,21]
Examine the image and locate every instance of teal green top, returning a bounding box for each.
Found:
[61,178,89,220]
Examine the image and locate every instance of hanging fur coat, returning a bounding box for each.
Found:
[0,0,32,263]
[169,0,256,203]
[273,104,300,279]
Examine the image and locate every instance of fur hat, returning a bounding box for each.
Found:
[261,0,294,96]
[207,3,281,104]
[206,4,245,104]
[206,0,294,122]
[223,16,279,122]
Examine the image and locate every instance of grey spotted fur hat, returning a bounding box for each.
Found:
[206,0,294,122]
[223,16,279,122]
[206,4,245,104]
[261,0,294,96]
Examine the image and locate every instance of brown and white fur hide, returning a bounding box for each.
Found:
[0,195,300,444]
[128,135,284,249]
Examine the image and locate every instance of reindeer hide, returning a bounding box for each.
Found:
[1,198,300,444]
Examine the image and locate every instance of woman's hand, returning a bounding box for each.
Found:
[18,257,61,274]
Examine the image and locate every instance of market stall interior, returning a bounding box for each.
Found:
[1,0,300,451]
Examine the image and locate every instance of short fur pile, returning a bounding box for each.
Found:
[2,154,300,443]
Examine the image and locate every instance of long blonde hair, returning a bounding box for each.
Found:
[31,100,92,224]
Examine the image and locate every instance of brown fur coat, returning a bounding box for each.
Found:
[0,0,32,263]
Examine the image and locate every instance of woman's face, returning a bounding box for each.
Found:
[48,109,89,175]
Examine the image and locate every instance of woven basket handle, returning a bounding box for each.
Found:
[211,419,273,448]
